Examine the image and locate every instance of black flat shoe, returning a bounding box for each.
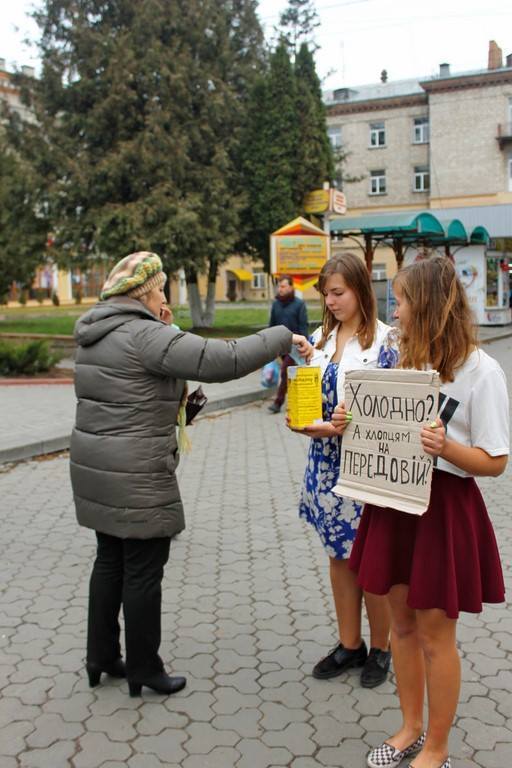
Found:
[313,641,368,679]
[128,672,187,697]
[86,658,126,687]
[361,647,391,688]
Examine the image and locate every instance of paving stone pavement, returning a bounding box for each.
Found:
[0,369,273,463]
[0,336,511,768]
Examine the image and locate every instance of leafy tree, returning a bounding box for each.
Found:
[0,131,49,303]
[10,0,266,326]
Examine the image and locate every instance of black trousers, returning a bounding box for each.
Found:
[87,532,171,677]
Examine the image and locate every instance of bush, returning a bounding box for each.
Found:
[51,291,60,306]
[0,340,62,377]
[34,288,47,304]
[18,290,28,306]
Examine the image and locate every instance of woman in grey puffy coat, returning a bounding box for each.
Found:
[70,252,312,697]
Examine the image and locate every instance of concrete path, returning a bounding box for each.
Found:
[0,336,511,767]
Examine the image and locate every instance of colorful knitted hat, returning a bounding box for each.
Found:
[100,252,167,300]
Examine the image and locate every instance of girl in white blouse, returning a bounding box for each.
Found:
[341,257,509,768]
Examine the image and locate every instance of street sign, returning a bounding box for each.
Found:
[330,190,347,215]
[303,188,347,215]
[303,189,330,214]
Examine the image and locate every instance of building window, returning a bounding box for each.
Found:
[328,126,342,148]
[369,169,386,195]
[252,271,266,290]
[372,262,387,280]
[369,122,386,147]
[413,165,430,192]
[413,117,429,143]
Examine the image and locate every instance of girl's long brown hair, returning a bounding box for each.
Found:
[316,253,377,350]
[393,256,477,382]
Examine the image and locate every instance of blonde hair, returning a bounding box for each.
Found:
[316,253,377,350]
[393,257,477,382]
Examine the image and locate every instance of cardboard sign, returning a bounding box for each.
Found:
[332,369,440,515]
[287,366,323,429]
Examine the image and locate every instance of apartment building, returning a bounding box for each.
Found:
[325,41,512,323]
[325,41,512,218]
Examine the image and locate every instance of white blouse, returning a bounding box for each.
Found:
[308,319,392,406]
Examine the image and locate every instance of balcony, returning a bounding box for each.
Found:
[497,123,512,149]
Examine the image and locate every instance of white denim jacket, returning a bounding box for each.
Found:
[308,319,391,406]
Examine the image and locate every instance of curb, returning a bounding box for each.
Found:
[0,435,72,465]
[0,387,275,464]
[480,331,512,345]
[0,378,74,386]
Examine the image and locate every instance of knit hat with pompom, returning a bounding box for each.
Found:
[100,252,166,301]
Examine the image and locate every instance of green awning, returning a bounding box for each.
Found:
[439,219,468,242]
[329,212,445,237]
[470,226,490,245]
[401,218,468,246]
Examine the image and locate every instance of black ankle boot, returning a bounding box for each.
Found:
[86,658,126,687]
[127,672,187,697]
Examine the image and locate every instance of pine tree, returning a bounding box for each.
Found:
[0,131,49,302]
[294,43,334,209]
[278,0,320,54]
[239,41,300,270]
[10,0,266,326]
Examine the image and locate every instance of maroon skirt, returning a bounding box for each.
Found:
[349,469,505,619]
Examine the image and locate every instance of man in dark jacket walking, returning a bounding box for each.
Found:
[268,275,309,413]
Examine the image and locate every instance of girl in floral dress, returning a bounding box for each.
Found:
[291,253,395,688]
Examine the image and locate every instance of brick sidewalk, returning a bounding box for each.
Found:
[0,337,511,767]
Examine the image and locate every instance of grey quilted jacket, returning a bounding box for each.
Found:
[70,296,292,539]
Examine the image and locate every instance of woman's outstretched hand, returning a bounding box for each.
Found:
[331,402,353,434]
[291,334,314,363]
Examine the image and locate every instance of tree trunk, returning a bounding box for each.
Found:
[203,258,218,327]
[185,263,217,328]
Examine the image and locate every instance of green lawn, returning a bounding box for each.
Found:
[0,303,323,338]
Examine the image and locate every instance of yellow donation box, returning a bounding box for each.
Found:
[287,366,323,430]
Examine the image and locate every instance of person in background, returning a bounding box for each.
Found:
[70,252,313,698]
[341,257,509,768]
[268,275,309,413]
[289,253,393,689]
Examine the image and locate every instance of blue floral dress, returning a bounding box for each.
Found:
[299,362,363,559]
[299,330,400,560]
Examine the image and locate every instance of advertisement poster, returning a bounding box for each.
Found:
[272,235,329,274]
